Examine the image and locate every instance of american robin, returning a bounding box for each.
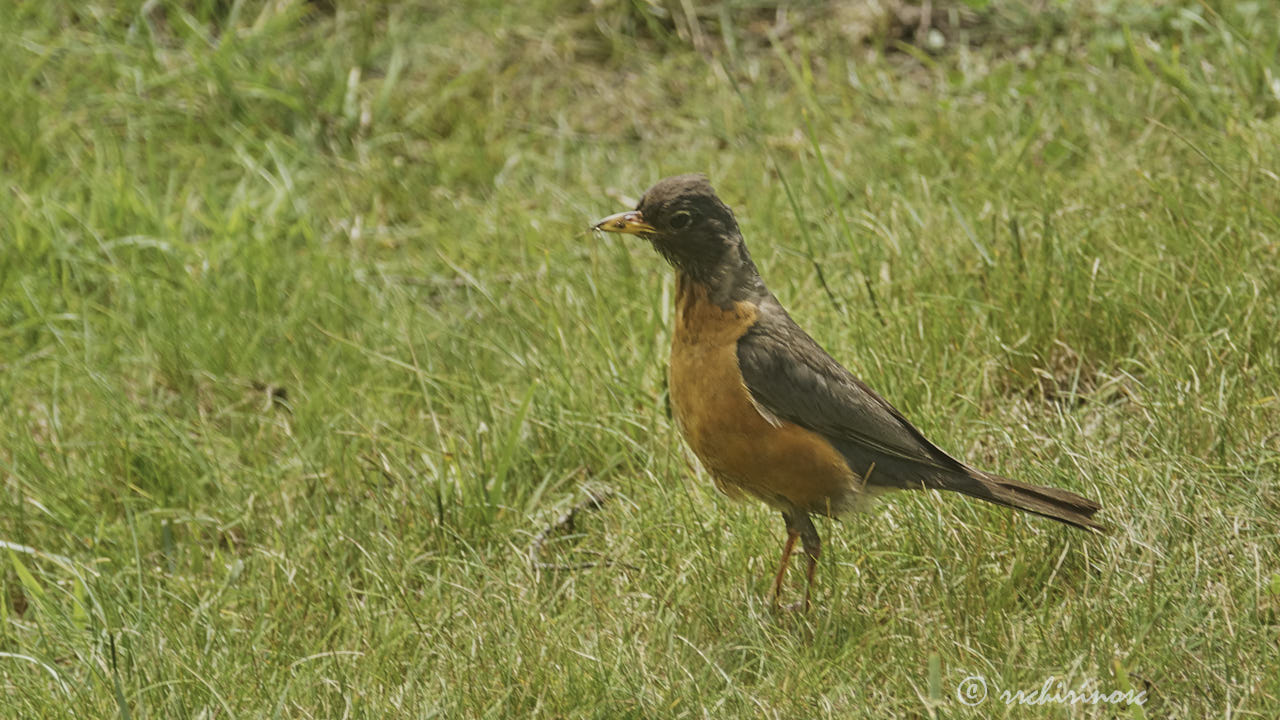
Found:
[592,174,1103,610]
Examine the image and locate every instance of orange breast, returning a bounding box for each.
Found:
[667,276,859,516]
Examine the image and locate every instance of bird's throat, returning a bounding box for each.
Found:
[667,247,764,310]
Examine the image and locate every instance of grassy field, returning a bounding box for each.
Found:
[3,0,1279,716]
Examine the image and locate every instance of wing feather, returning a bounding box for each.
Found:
[735,302,965,476]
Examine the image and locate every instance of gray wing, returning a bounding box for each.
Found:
[736,300,967,483]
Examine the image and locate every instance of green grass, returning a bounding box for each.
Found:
[3,0,1278,716]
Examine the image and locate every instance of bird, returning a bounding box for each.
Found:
[592,173,1104,610]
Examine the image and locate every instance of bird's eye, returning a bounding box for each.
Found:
[670,211,693,230]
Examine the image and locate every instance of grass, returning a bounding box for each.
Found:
[2,0,1278,716]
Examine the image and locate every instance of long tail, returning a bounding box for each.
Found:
[938,469,1105,532]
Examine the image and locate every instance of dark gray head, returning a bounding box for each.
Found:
[592,174,759,294]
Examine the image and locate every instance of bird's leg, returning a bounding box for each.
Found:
[776,511,821,610]
[789,512,821,611]
[770,524,799,607]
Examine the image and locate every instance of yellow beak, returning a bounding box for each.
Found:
[591,210,656,235]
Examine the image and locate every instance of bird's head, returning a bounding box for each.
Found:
[592,174,747,284]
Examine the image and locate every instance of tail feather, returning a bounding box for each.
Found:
[937,469,1105,532]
